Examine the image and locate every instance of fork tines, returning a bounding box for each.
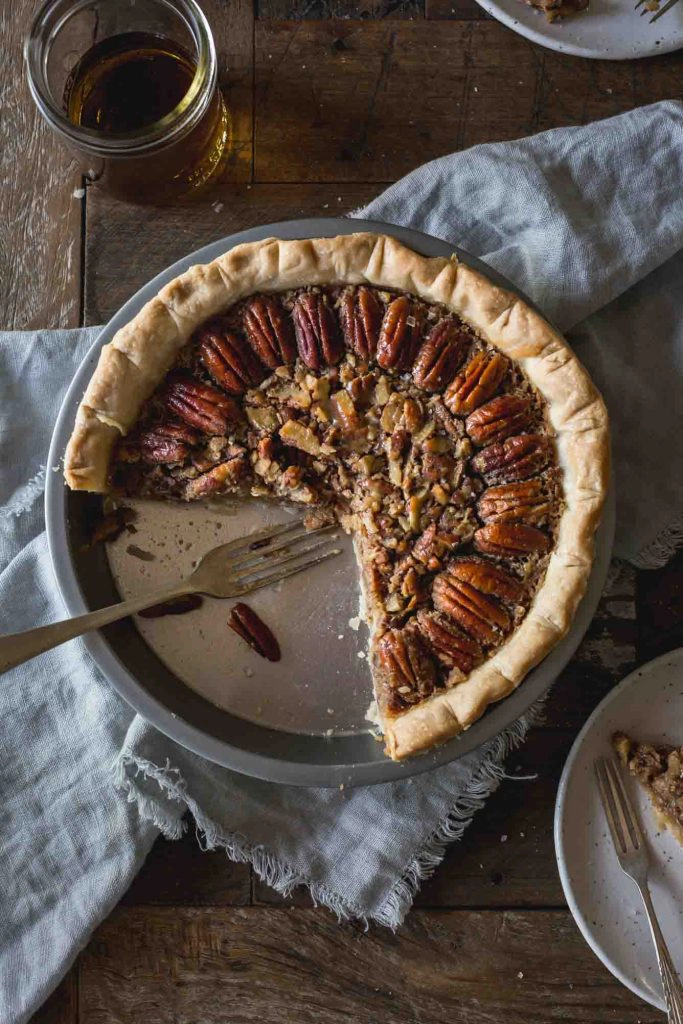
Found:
[594,757,645,857]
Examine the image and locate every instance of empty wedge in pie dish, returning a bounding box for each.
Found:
[63,231,609,762]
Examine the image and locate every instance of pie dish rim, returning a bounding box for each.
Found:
[47,216,614,783]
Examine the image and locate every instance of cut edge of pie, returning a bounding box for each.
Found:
[63,232,610,761]
[613,731,683,846]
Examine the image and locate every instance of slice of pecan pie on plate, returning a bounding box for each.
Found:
[64,233,609,761]
[614,732,683,846]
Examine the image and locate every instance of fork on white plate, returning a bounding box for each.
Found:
[595,756,683,1023]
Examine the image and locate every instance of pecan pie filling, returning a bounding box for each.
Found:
[109,284,562,726]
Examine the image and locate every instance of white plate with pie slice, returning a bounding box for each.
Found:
[555,647,683,1011]
[476,0,683,60]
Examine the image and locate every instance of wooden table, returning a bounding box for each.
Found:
[3,1,681,1020]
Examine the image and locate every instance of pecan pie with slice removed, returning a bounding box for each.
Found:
[63,233,609,761]
[613,732,683,847]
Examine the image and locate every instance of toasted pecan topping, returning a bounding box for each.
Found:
[135,422,200,464]
[292,292,345,370]
[465,394,532,446]
[376,296,423,371]
[447,557,524,604]
[340,286,383,361]
[416,609,482,674]
[197,323,267,394]
[471,434,552,484]
[433,568,510,646]
[445,351,509,415]
[165,374,242,434]
[474,522,550,557]
[413,319,469,392]
[477,478,552,525]
[378,625,437,705]
[243,295,296,368]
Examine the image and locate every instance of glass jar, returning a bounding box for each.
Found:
[24,0,231,202]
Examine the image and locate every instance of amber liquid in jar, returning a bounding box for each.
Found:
[63,32,230,201]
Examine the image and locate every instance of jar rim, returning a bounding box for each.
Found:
[24,0,217,156]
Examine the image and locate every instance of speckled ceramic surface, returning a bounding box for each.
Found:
[555,647,683,1011]
[475,0,683,60]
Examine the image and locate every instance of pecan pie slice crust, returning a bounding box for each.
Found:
[64,233,609,761]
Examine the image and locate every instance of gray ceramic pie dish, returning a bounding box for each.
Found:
[45,217,615,787]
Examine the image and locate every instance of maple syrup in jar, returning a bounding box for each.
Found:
[25,0,231,202]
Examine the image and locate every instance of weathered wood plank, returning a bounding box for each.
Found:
[258,1,425,16]
[0,3,82,329]
[426,0,489,19]
[637,550,683,662]
[203,0,254,182]
[83,183,378,323]
[123,828,251,907]
[78,906,661,1022]
[28,969,78,1024]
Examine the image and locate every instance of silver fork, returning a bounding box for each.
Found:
[595,757,683,1023]
[634,0,679,24]
[0,519,340,675]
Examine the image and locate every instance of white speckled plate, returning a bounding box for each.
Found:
[555,647,683,1011]
[476,0,683,60]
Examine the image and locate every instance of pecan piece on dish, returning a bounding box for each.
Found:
[378,625,437,706]
[477,478,552,525]
[165,374,241,435]
[243,294,296,368]
[339,286,383,361]
[197,322,267,394]
[376,296,424,372]
[229,602,281,662]
[432,568,510,646]
[447,557,524,605]
[474,522,550,557]
[465,394,532,446]
[183,450,247,498]
[471,434,552,484]
[412,318,469,392]
[416,609,482,674]
[134,422,200,464]
[292,292,344,370]
[444,351,509,415]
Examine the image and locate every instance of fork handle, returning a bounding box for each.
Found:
[0,583,197,675]
[637,881,683,1023]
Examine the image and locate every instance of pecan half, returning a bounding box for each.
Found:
[477,478,552,525]
[184,451,247,499]
[243,295,296,368]
[465,394,532,446]
[471,434,552,484]
[136,422,200,464]
[165,374,241,434]
[447,557,524,604]
[292,292,344,370]
[444,351,509,415]
[413,522,459,567]
[474,522,550,557]
[376,296,423,372]
[412,319,469,392]
[378,625,437,706]
[139,595,203,619]
[229,602,281,662]
[417,610,482,674]
[197,322,267,394]
[340,286,383,361]
[433,568,510,646]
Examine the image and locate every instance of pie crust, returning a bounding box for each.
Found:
[64,233,609,760]
[613,732,683,846]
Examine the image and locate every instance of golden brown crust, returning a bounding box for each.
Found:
[64,233,609,758]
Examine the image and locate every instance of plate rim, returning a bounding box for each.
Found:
[473,0,683,60]
[46,215,614,787]
[553,645,683,1012]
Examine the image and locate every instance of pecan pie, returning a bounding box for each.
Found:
[64,233,609,760]
[613,732,683,846]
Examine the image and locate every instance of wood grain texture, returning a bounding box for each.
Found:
[83,183,378,323]
[258,1,424,17]
[0,2,82,329]
[78,906,662,1023]
[28,971,78,1024]
[202,0,254,181]
[637,549,683,662]
[123,827,251,907]
[426,0,489,19]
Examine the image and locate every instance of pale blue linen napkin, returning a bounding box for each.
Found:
[1,100,682,1024]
